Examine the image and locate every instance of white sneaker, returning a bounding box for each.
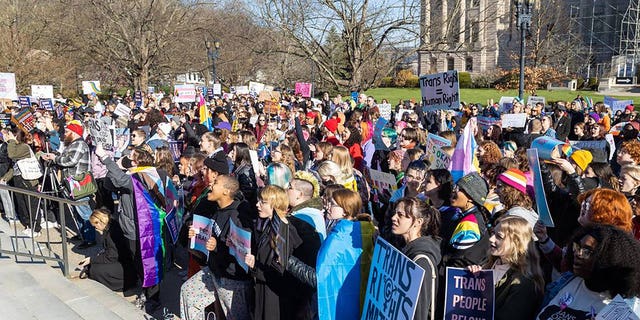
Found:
[22,228,32,235]
[41,221,59,229]
[25,230,41,238]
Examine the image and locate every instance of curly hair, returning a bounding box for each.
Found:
[499,183,533,210]
[479,140,502,165]
[577,189,632,232]
[394,197,441,238]
[514,148,530,172]
[621,140,640,165]
[566,224,640,297]
[486,216,545,294]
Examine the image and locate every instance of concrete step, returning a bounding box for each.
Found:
[0,258,84,320]
[71,277,151,320]
[22,263,126,320]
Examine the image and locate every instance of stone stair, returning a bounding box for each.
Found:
[0,221,153,320]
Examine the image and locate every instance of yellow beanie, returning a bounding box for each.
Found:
[570,150,593,171]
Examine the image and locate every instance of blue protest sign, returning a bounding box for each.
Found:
[18,96,31,108]
[361,237,425,320]
[39,98,53,110]
[351,91,359,102]
[207,87,215,100]
[444,267,494,320]
[530,136,564,160]
[373,117,389,151]
[164,208,179,244]
[604,96,634,112]
[527,148,554,227]
[134,90,143,107]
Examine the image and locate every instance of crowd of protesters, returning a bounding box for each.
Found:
[1,88,640,320]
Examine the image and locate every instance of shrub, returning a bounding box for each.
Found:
[406,76,420,88]
[379,77,394,87]
[458,72,472,88]
[394,69,414,87]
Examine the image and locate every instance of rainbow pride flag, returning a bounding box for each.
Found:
[198,94,212,131]
[449,117,480,183]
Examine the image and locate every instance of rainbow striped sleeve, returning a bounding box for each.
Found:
[450,213,481,250]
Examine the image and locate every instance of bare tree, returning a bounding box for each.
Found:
[258,0,421,91]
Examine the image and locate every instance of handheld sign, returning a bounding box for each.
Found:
[82,81,101,95]
[228,219,251,272]
[18,96,31,108]
[604,96,634,112]
[0,73,18,100]
[527,96,546,107]
[530,136,564,160]
[477,116,501,131]
[420,70,460,111]
[113,128,130,158]
[31,85,54,100]
[113,103,131,118]
[295,82,313,98]
[500,113,527,128]
[444,267,494,320]
[527,148,554,227]
[164,208,180,244]
[369,168,398,192]
[134,90,143,107]
[0,113,11,127]
[361,237,425,320]
[87,118,113,150]
[213,83,222,95]
[425,133,452,169]
[173,84,197,103]
[190,214,213,260]
[39,98,54,110]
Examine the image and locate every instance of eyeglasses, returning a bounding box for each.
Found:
[572,242,594,259]
[259,119,266,122]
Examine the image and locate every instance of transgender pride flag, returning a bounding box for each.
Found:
[449,117,480,182]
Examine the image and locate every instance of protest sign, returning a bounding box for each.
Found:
[369,168,398,191]
[419,70,460,111]
[373,118,389,151]
[168,140,183,162]
[134,90,143,107]
[531,136,564,160]
[605,134,616,160]
[258,90,281,102]
[39,98,54,110]
[12,108,35,132]
[498,96,516,113]
[500,113,527,128]
[378,103,392,121]
[113,103,131,118]
[228,219,251,272]
[610,122,628,136]
[31,85,54,100]
[18,96,31,108]
[148,86,154,94]
[165,208,180,244]
[213,83,222,95]
[425,133,452,170]
[396,108,412,122]
[113,128,130,158]
[295,82,313,98]
[0,73,18,100]
[249,150,262,183]
[570,139,612,159]
[527,96,546,107]
[477,116,501,131]
[444,267,494,320]
[527,149,554,227]
[235,86,249,95]
[190,214,213,259]
[351,91,359,102]
[0,113,11,127]
[361,237,425,320]
[595,295,640,320]
[87,118,113,150]
[604,96,634,112]
[82,81,101,95]
[174,84,196,103]
[249,81,265,95]
[206,87,215,100]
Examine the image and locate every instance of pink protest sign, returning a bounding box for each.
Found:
[295,82,312,98]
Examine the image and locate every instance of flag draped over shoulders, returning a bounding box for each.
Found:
[449,117,480,183]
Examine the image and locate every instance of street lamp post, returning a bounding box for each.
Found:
[514,0,535,100]
[205,38,220,84]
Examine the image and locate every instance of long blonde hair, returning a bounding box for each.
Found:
[330,146,355,180]
[486,216,545,294]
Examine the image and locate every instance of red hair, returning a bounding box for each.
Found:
[578,189,633,232]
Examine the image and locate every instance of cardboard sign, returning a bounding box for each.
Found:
[31,85,54,100]
[82,81,101,95]
[419,70,460,111]
[148,86,155,94]
[113,103,131,118]
[87,118,113,150]
[425,133,452,170]
[595,295,640,320]
[0,73,18,100]
[361,237,425,320]
[190,214,213,260]
[444,267,495,320]
[173,84,196,103]
[379,103,392,121]
[12,108,35,132]
[18,96,31,108]
[369,168,398,191]
[113,127,130,158]
[39,98,54,110]
[604,96,634,112]
[527,149,554,227]
[228,219,251,272]
[531,136,564,160]
[294,82,312,98]
[527,96,546,107]
[258,90,281,102]
[501,113,527,128]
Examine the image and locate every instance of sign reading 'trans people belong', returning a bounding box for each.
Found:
[420,70,460,112]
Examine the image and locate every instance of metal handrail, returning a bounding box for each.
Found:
[0,183,88,277]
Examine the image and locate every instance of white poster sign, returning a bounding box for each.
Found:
[31,85,54,100]
[419,70,460,111]
[173,84,196,103]
[248,81,265,95]
[501,113,527,128]
[0,73,18,100]
[82,81,101,95]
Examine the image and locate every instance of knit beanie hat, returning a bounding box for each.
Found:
[324,118,340,133]
[498,168,528,194]
[456,172,489,207]
[588,112,600,123]
[570,150,593,171]
[204,152,230,175]
[66,120,84,137]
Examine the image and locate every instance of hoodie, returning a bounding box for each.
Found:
[402,236,442,320]
[208,199,254,281]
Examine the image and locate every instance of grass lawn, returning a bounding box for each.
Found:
[364,87,640,106]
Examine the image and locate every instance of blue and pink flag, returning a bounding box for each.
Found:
[448,117,479,183]
[198,94,212,130]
